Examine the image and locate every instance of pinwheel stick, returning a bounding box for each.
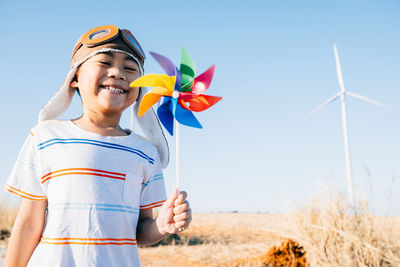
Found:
[176,121,181,191]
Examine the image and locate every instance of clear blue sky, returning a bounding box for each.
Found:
[0,0,399,215]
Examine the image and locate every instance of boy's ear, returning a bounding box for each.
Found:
[70,76,79,88]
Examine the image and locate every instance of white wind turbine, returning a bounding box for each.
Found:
[305,44,389,205]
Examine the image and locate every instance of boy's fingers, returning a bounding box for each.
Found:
[173,209,192,222]
[173,201,190,215]
[163,187,178,208]
[175,221,186,229]
[174,191,187,206]
[175,216,192,230]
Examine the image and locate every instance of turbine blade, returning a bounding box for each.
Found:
[303,92,341,119]
[346,91,390,110]
[333,44,346,93]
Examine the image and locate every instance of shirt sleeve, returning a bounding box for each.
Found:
[139,151,167,211]
[4,131,46,201]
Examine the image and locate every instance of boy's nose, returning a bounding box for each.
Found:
[107,67,126,80]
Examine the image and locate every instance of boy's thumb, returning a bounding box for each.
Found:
[163,187,178,208]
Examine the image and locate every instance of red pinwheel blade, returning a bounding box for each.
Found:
[179,94,222,112]
[191,65,215,94]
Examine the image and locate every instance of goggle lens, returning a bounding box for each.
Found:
[122,30,146,60]
[89,29,111,40]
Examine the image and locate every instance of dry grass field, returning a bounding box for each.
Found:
[140,189,400,266]
[1,190,399,266]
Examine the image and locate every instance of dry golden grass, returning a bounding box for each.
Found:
[1,189,399,267]
[283,190,400,267]
[141,190,400,267]
[140,213,287,266]
[0,201,18,246]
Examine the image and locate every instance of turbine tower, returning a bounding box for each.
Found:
[305,44,389,204]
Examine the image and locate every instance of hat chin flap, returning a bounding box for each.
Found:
[133,87,170,168]
[38,68,76,122]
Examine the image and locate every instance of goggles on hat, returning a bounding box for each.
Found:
[72,25,146,62]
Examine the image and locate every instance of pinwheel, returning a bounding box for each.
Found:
[130,48,222,188]
[130,47,222,135]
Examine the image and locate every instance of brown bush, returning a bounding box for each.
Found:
[259,239,307,267]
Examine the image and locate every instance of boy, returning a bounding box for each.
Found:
[4,25,192,266]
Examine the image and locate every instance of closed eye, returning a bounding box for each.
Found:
[125,66,138,72]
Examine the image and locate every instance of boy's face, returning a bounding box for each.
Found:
[71,52,140,116]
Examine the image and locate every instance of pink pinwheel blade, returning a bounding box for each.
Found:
[192,65,215,94]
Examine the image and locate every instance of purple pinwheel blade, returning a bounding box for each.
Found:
[157,97,174,135]
[174,103,202,129]
[174,66,182,92]
[150,52,177,77]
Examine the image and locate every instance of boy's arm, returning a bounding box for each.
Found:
[5,198,47,267]
[136,209,165,246]
[136,188,192,246]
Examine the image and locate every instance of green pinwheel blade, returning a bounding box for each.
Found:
[180,47,196,92]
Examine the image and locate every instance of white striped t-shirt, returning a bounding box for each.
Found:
[4,120,167,267]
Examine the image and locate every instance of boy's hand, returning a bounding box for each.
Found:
[156,187,192,235]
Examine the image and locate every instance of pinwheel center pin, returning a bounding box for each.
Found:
[172,91,180,99]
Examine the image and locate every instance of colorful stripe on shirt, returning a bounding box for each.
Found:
[4,184,46,201]
[40,236,137,246]
[37,138,154,164]
[48,203,139,214]
[142,173,164,187]
[140,199,166,210]
[41,168,125,184]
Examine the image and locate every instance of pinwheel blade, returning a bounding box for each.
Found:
[174,66,182,92]
[192,65,215,94]
[157,97,174,135]
[171,97,178,117]
[150,52,177,77]
[346,91,390,110]
[138,87,174,116]
[174,103,202,129]
[180,47,196,92]
[130,74,175,90]
[179,94,223,112]
[303,92,341,119]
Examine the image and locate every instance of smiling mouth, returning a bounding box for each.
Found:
[99,86,128,94]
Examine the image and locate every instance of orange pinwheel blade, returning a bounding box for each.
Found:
[130,74,175,90]
[138,86,173,116]
[179,94,222,112]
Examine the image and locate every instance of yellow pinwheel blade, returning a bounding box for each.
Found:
[138,86,173,117]
[130,74,176,89]
[158,75,176,90]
